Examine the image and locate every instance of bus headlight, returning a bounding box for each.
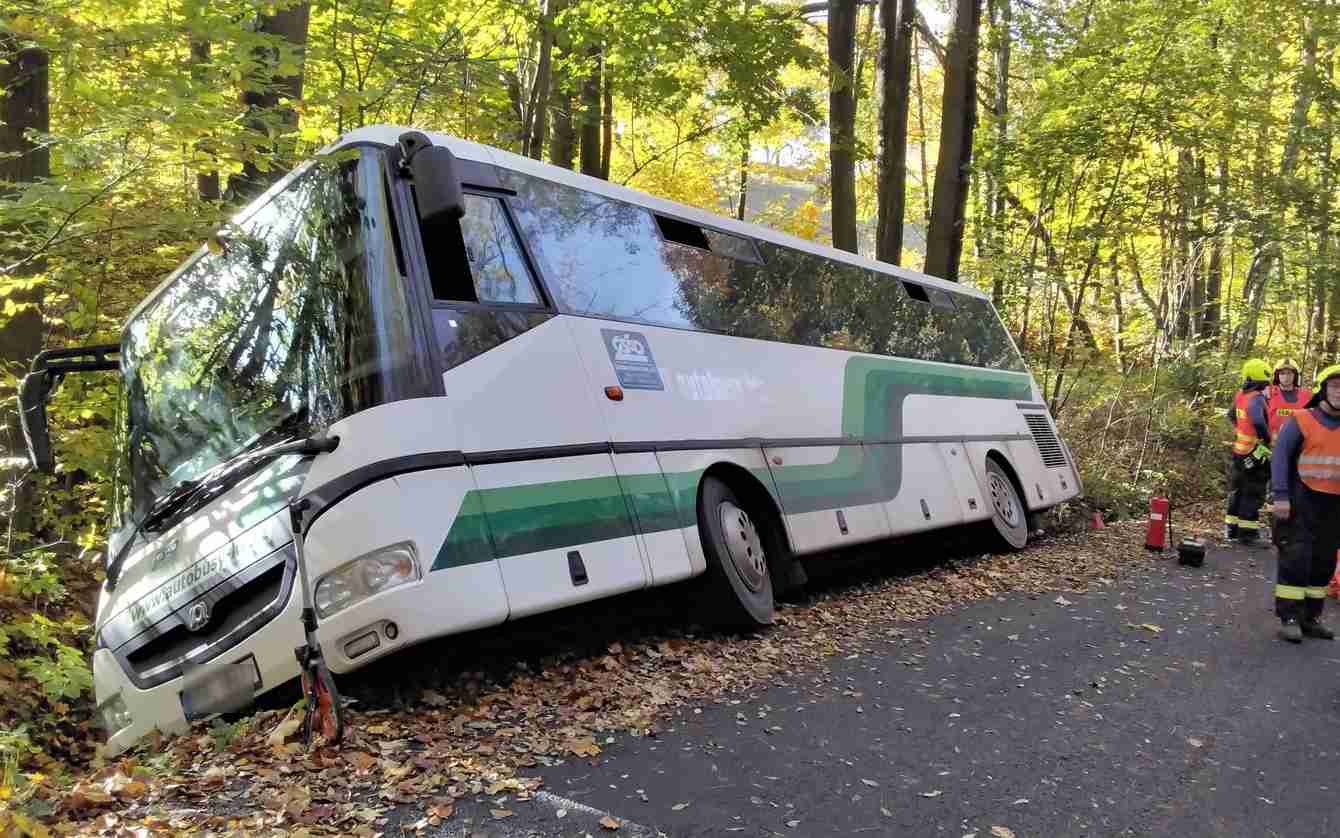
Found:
[97,693,133,734]
[313,542,420,619]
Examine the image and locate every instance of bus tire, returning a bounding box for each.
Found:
[983,457,1029,552]
[697,475,775,626]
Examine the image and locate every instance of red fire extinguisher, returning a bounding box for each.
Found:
[1145,496,1170,551]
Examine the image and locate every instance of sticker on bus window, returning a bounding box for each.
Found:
[602,329,664,391]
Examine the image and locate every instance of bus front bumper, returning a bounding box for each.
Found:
[93,582,305,757]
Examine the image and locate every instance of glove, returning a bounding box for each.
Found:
[1252,443,1271,462]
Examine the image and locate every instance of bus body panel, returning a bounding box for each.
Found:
[301,397,462,496]
[437,316,610,452]
[472,453,648,619]
[937,441,994,523]
[761,444,893,553]
[611,451,694,585]
[303,466,510,672]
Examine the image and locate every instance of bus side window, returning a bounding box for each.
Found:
[420,192,541,306]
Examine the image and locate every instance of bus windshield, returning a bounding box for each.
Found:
[118,147,419,524]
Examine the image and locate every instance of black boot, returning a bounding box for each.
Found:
[1280,620,1303,643]
[1302,619,1335,640]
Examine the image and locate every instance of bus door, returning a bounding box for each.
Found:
[398,173,649,619]
[557,321,688,586]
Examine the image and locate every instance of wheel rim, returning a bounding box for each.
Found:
[988,472,1020,528]
[718,500,767,592]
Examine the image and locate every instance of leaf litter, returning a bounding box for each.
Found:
[7,505,1204,836]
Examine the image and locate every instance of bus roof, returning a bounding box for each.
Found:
[324,125,989,303]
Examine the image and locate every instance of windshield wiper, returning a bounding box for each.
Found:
[104,433,340,592]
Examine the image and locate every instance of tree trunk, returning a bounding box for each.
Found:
[0,40,50,537]
[524,0,561,160]
[827,0,859,253]
[1110,250,1125,373]
[185,1,221,202]
[988,0,1010,305]
[1203,153,1227,341]
[236,1,311,199]
[924,0,982,280]
[579,48,602,177]
[736,139,750,221]
[1233,16,1317,352]
[876,0,916,264]
[914,31,931,229]
[550,86,576,170]
[601,64,613,179]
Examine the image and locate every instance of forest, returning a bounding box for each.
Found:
[0,0,1334,775]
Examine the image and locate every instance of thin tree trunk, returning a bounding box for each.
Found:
[236,2,311,199]
[736,139,749,221]
[914,32,931,230]
[1111,250,1125,373]
[828,0,859,253]
[185,0,220,201]
[601,63,613,179]
[1204,153,1227,341]
[0,41,50,537]
[924,0,982,280]
[579,47,602,177]
[525,0,561,160]
[876,0,916,264]
[988,0,1010,305]
[1233,17,1317,352]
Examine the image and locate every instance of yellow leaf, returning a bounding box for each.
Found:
[491,809,514,819]
[600,815,621,830]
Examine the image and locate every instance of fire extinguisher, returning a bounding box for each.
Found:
[1145,496,1170,551]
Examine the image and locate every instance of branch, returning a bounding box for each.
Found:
[1,159,149,276]
[619,117,736,184]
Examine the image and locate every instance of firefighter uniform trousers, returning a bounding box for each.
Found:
[1276,481,1340,621]
[1227,453,1269,539]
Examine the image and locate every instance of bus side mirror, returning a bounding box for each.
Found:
[398,131,465,223]
[18,372,55,472]
[15,344,120,473]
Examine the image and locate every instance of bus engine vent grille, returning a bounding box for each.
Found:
[1023,413,1068,469]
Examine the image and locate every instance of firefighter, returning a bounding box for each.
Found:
[1266,358,1312,441]
[1269,363,1340,642]
[1225,358,1273,544]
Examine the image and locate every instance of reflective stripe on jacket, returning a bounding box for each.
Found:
[1233,389,1267,455]
[1294,408,1340,494]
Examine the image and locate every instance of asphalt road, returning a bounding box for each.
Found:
[421,541,1340,837]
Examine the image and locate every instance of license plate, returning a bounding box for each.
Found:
[179,657,259,720]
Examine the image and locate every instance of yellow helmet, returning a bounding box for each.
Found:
[1306,363,1340,407]
[1241,358,1272,383]
[1274,358,1301,384]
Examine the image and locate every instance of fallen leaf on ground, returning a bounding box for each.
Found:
[672,802,690,811]
[991,827,1016,838]
[600,815,621,829]
[491,808,514,819]
[920,790,942,798]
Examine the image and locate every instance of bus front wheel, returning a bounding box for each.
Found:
[697,476,776,626]
[983,458,1029,552]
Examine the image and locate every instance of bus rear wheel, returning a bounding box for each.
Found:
[983,458,1029,552]
[697,476,775,627]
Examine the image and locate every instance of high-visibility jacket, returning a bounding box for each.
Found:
[1294,408,1340,494]
[1267,386,1314,440]
[1233,388,1268,455]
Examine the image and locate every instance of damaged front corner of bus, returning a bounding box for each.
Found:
[17,344,121,472]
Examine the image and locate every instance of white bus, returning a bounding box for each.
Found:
[20,126,1080,755]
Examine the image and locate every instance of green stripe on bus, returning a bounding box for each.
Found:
[432,357,1033,570]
